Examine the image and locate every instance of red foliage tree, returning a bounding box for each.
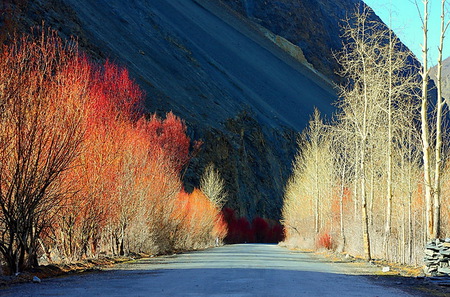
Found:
[0,28,90,273]
[138,112,195,173]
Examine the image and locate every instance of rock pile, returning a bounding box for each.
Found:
[424,238,450,276]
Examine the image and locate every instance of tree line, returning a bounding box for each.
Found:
[0,28,228,275]
[282,1,449,265]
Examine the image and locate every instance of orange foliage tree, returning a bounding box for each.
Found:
[174,189,227,250]
[0,29,89,273]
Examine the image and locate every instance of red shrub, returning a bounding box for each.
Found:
[270,224,285,243]
[222,209,284,243]
[316,233,333,250]
[252,217,269,243]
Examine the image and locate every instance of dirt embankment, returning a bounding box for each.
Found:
[0,255,139,286]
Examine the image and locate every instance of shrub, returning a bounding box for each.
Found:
[316,233,334,250]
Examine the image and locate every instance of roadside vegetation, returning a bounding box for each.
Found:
[222,208,284,244]
[282,1,449,267]
[0,28,228,275]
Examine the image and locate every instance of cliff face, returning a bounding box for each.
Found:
[218,0,368,83]
[1,0,356,219]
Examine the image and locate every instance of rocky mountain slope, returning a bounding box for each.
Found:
[217,0,366,84]
[431,56,450,102]
[1,0,407,220]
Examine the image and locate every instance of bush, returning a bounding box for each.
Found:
[316,233,334,250]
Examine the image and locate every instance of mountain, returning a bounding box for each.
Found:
[217,0,368,84]
[430,56,450,102]
[0,0,405,220]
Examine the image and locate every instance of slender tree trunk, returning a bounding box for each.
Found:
[361,133,371,260]
[354,144,359,222]
[384,29,393,257]
[340,168,346,250]
[119,223,126,256]
[315,145,320,234]
[433,0,448,239]
[361,25,371,259]
[420,0,434,241]
[361,158,371,261]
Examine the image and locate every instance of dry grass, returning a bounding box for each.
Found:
[0,255,144,286]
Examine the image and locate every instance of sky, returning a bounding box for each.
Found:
[364,0,450,65]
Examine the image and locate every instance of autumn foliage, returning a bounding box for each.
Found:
[0,28,225,274]
[174,189,227,250]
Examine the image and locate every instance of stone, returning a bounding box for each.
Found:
[426,244,440,251]
[438,267,450,274]
[440,249,450,256]
[425,249,437,256]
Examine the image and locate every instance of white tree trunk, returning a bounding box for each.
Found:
[433,0,449,239]
[419,0,434,241]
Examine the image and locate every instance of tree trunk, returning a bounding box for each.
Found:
[420,0,434,241]
[361,145,371,260]
[314,144,320,234]
[384,29,393,257]
[432,0,448,240]
[339,171,346,250]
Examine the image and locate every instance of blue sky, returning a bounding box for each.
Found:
[364,0,449,65]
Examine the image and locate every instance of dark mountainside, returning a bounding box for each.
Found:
[431,56,450,102]
[0,0,405,221]
[218,0,363,84]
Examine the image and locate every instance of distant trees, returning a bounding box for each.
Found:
[175,189,228,249]
[0,28,227,274]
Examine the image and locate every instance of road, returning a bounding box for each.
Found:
[2,244,423,296]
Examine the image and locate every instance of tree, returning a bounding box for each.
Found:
[416,0,434,241]
[282,109,333,247]
[335,4,420,259]
[0,29,88,273]
[432,0,449,239]
[336,6,386,260]
[200,163,227,209]
[416,0,449,240]
[330,122,354,251]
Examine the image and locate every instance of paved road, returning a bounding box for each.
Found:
[2,244,420,296]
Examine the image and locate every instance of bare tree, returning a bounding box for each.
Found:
[200,163,227,210]
[331,122,354,251]
[415,0,449,240]
[433,0,450,239]
[336,5,388,260]
[282,109,334,248]
[416,0,435,241]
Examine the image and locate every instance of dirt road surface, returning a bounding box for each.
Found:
[1,244,433,296]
